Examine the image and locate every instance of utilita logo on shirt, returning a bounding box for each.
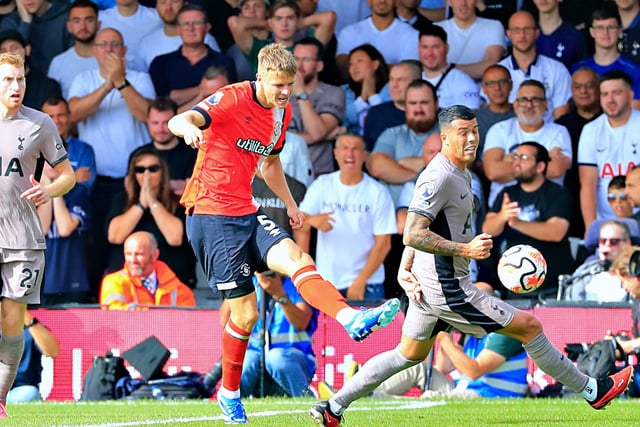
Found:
[235,138,274,155]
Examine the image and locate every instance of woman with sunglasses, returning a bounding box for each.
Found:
[607,175,634,220]
[105,146,196,287]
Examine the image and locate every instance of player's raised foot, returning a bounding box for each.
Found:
[588,365,634,410]
[0,402,6,418]
[217,393,248,424]
[310,400,342,427]
[345,298,400,342]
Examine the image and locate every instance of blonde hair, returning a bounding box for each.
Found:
[0,52,24,68]
[610,245,640,277]
[257,43,296,76]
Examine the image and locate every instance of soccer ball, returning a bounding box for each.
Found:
[497,244,547,294]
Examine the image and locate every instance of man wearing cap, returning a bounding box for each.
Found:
[0,29,61,109]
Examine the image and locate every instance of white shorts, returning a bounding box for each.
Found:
[403,277,515,341]
[0,248,44,304]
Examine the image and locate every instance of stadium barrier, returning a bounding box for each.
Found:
[32,305,631,400]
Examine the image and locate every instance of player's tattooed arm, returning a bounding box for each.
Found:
[403,212,465,256]
[404,212,493,259]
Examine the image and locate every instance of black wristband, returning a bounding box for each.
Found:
[136,202,147,212]
[26,317,39,329]
[117,79,131,91]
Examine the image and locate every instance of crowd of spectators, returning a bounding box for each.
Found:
[8,0,639,312]
[7,0,640,407]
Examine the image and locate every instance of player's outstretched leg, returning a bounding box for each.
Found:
[310,400,342,427]
[217,392,248,424]
[290,264,400,341]
[588,365,634,410]
[343,299,401,342]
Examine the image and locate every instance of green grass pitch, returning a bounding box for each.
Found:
[4,397,640,427]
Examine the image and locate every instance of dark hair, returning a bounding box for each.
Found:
[294,36,324,60]
[347,44,389,96]
[600,70,633,89]
[419,24,448,43]
[519,141,550,174]
[125,146,178,214]
[148,96,178,114]
[177,3,208,23]
[406,79,438,102]
[591,4,622,27]
[438,105,476,129]
[42,96,69,112]
[69,0,99,15]
[270,0,301,18]
[482,64,511,80]
[518,79,546,98]
[609,175,627,190]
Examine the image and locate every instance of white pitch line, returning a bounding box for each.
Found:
[56,400,446,427]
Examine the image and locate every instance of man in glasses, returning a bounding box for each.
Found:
[564,220,633,301]
[498,10,571,121]
[483,141,573,299]
[482,79,572,207]
[149,3,237,109]
[68,27,156,290]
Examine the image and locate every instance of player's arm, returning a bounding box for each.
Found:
[397,246,421,301]
[22,159,75,206]
[579,165,598,234]
[261,154,305,229]
[347,233,391,300]
[404,211,492,259]
[436,332,506,380]
[168,110,207,149]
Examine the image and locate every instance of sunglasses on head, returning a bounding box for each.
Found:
[598,238,622,246]
[607,193,628,201]
[134,164,161,174]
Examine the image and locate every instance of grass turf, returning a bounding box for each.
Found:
[3,396,639,427]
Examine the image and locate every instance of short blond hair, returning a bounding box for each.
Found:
[257,43,296,76]
[0,52,24,68]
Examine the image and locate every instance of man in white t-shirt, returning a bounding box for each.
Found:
[336,0,419,77]
[418,24,479,109]
[435,0,506,80]
[498,10,571,122]
[99,0,162,72]
[579,70,640,230]
[482,79,572,207]
[299,134,396,300]
[47,0,99,100]
[68,27,155,289]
